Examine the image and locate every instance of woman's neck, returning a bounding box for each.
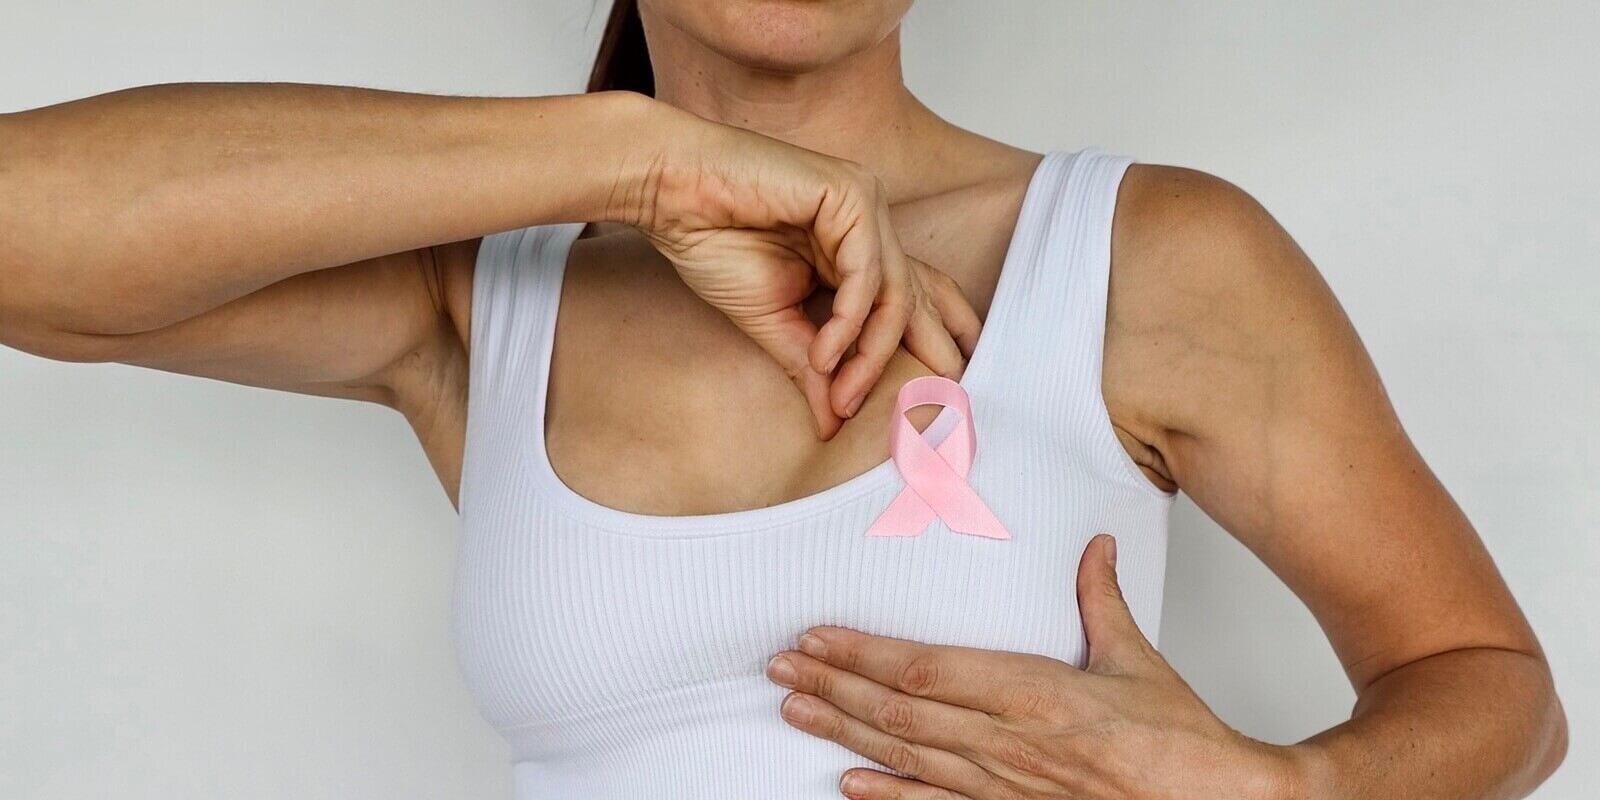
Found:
[641,16,953,201]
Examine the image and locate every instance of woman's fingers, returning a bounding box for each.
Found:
[778,692,991,796]
[919,260,982,359]
[825,191,976,412]
[791,626,1066,715]
[646,138,984,433]
[840,769,975,800]
[767,650,988,755]
[733,305,845,440]
[794,360,845,441]
[810,179,884,377]
[829,191,919,417]
[899,258,970,380]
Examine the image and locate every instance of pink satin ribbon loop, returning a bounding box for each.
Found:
[865,376,1010,540]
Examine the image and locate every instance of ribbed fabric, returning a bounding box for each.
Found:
[453,149,1176,798]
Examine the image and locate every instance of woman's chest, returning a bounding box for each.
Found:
[451,417,1147,736]
[538,209,1020,519]
[456,345,1175,732]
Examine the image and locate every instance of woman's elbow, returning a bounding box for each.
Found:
[1533,689,1570,789]
[0,310,128,364]
[1511,656,1569,795]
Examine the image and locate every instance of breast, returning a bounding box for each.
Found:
[451,375,1173,769]
[451,153,1175,793]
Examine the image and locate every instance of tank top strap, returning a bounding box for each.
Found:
[993,147,1132,353]
[468,222,584,399]
[461,222,583,516]
[1033,147,1134,387]
[978,148,1168,498]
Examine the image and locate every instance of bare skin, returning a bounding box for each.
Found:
[0,84,978,461]
[559,10,1569,795]
[538,163,1038,515]
[0,2,1567,799]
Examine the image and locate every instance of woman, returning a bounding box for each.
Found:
[0,0,1567,798]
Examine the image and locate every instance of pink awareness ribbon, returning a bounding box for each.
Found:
[865,376,1011,540]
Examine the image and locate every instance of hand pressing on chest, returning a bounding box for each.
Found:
[765,534,1297,800]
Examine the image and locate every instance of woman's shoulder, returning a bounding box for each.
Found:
[1114,162,1268,247]
[1102,162,1347,484]
[1108,162,1325,347]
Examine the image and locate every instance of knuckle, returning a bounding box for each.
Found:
[987,731,1048,776]
[873,695,918,738]
[1000,674,1060,720]
[986,778,1029,800]
[904,275,924,304]
[882,740,926,777]
[820,707,849,739]
[810,669,837,699]
[895,654,943,697]
[834,641,864,673]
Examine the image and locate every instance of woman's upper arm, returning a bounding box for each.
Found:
[8,240,479,409]
[1104,165,1540,691]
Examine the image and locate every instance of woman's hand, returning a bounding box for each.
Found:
[606,95,981,439]
[764,534,1299,799]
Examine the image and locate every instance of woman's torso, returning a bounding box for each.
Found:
[448,148,1176,798]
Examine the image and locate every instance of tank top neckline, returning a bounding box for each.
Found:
[522,150,1071,538]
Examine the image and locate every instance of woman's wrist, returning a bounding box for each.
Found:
[1232,737,1314,800]
[493,89,673,227]
[569,89,685,228]
[1270,740,1330,800]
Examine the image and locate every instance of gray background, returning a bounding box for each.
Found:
[1,1,1594,797]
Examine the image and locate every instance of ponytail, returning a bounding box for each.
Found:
[587,0,655,96]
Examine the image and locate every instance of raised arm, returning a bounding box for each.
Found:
[0,83,977,452]
[0,84,638,340]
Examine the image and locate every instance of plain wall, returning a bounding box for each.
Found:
[1,1,1594,797]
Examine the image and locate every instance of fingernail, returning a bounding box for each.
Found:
[781,693,815,724]
[844,392,865,418]
[1103,535,1117,568]
[840,773,866,795]
[766,655,798,688]
[798,632,828,660]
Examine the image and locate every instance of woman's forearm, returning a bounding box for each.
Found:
[1289,647,1567,799]
[0,81,974,436]
[0,83,660,335]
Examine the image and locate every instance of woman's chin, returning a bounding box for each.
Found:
[650,0,910,75]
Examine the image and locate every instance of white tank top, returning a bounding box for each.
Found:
[454,148,1176,798]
